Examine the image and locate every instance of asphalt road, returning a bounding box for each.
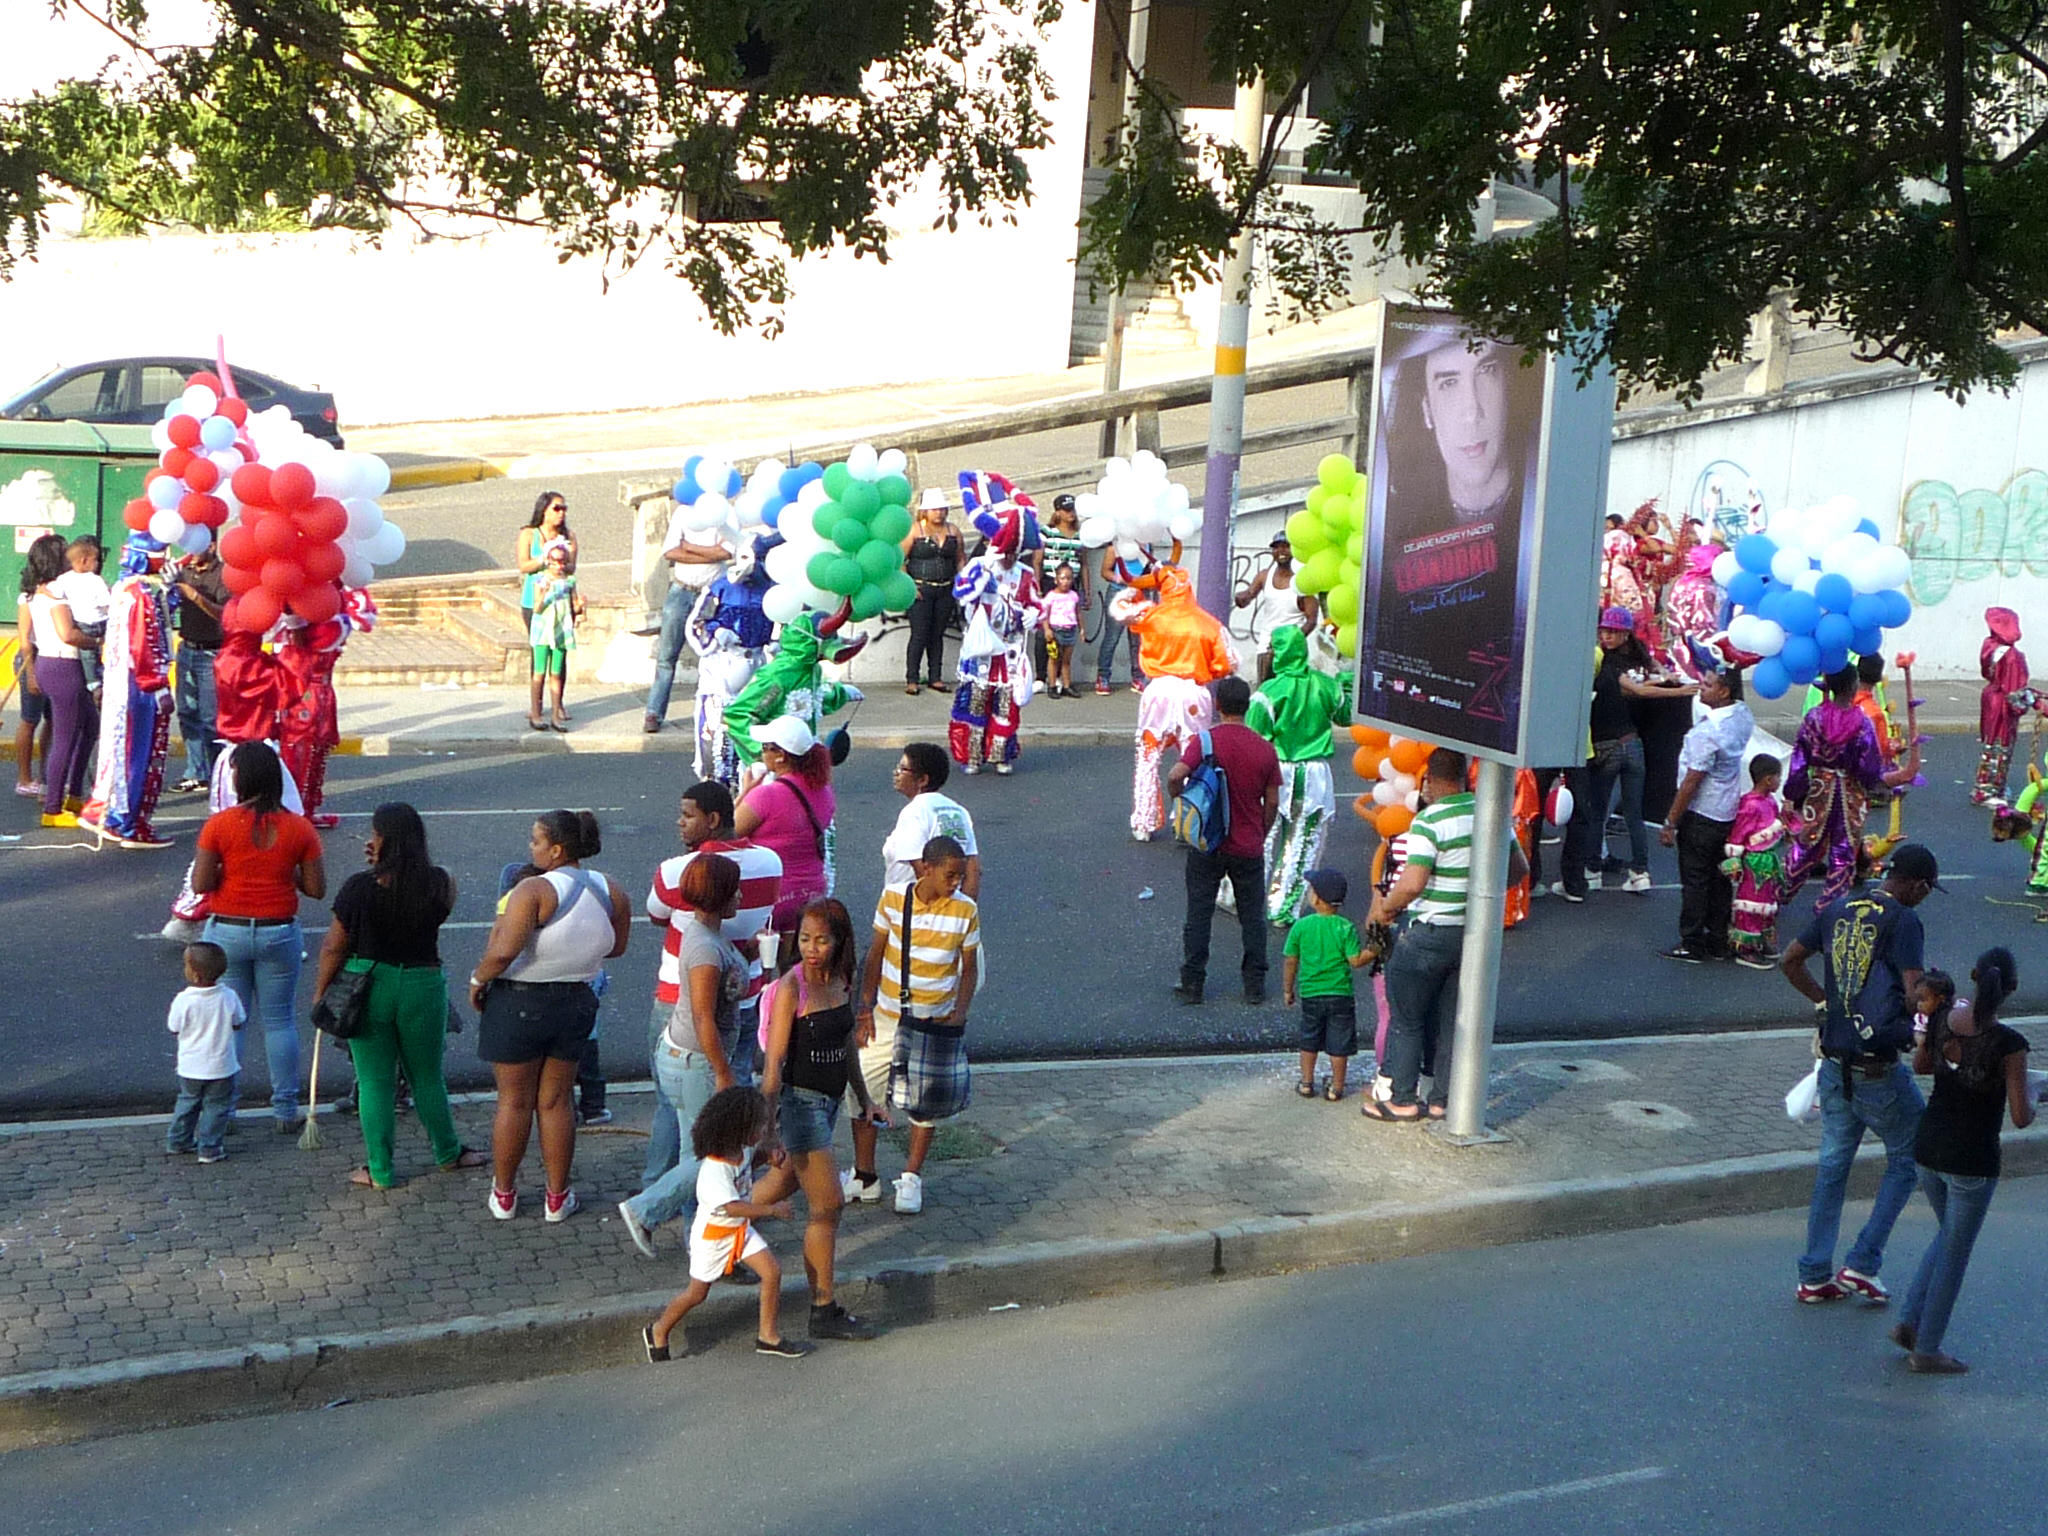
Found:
[7,1182,2044,1535]
[1,735,2030,1115]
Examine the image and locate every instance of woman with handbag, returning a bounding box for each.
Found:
[312,802,487,1188]
[470,809,632,1222]
[192,743,326,1130]
[734,715,837,938]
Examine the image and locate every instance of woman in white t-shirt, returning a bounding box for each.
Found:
[883,742,981,896]
[19,534,99,825]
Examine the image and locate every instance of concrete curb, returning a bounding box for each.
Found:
[334,725,1143,757]
[9,1138,2039,1448]
[385,458,507,491]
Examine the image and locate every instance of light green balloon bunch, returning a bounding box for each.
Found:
[1286,453,1368,657]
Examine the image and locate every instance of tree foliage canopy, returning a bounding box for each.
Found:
[1,1,1060,332]
[1085,0,2048,398]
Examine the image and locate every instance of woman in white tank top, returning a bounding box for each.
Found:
[471,810,632,1222]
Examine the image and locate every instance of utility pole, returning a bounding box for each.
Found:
[1439,759,1513,1141]
[1195,73,1265,620]
[1099,0,1151,458]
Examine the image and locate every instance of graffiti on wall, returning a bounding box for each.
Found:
[1899,470,2048,606]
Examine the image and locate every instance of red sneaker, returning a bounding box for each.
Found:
[1836,1267,1890,1304]
[1796,1280,1847,1305]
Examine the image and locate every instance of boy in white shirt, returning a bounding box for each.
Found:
[165,942,245,1163]
[882,742,981,894]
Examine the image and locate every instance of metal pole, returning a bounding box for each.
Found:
[1196,73,1265,620]
[1442,758,1513,1139]
[1098,0,1151,458]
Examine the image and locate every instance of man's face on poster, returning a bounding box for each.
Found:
[1419,338,1511,515]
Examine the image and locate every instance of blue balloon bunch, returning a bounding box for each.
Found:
[672,455,743,508]
[752,460,824,531]
[1718,509,1914,700]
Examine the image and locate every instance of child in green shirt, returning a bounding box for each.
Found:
[1282,868,1371,1101]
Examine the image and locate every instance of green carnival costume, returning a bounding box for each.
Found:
[1246,625,1351,922]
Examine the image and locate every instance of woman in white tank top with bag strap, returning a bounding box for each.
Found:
[471,810,632,1222]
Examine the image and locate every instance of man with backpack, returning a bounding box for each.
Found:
[1167,676,1281,1005]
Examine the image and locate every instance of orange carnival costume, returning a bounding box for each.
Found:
[1116,563,1237,838]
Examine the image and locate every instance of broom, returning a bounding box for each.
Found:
[299,1032,324,1150]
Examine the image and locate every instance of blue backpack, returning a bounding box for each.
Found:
[1173,731,1231,854]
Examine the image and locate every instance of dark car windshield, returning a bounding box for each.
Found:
[0,367,67,416]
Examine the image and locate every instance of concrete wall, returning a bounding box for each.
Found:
[0,7,1100,429]
[1608,343,2048,679]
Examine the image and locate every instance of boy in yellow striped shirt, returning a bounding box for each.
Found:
[851,836,980,1213]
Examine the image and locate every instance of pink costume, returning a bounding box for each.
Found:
[1974,607,2032,805]
[1723,788,1790,959]
[276,604,349,828]
[1662,546,1723,681]
[1783,699,1887,909]
[1117,565,1236,838]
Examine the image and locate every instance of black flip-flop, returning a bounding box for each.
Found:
[527,719,549,732]
[1295,1081,1316,1098]
[1359,1100,1423,1124]
[642,1324,670,1363]
[1324,1084,1345,1102]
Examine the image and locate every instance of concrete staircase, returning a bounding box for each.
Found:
[1069,169,1201,366]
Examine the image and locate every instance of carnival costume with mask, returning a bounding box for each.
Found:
[1118,562,1237,839]
[276,593,364,830]
[1245,623,1350,921]
[1783,697,1887,909]
[79,536,176,848]
[949,494,1044,775]
[1975,607,2035,805]
[689,535,776,790]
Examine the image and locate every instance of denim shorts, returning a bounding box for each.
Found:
[478,979,599,1064]
[778,1084,841,1156]
[1049,626,1080,650]
[1298,994,1358,1056]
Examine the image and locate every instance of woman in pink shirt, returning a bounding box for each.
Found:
[735,715,838,938]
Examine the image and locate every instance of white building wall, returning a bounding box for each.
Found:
[1607,345,2048,679]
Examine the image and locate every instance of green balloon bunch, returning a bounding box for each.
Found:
[802,456,919,620]
[1287,453,1368,657]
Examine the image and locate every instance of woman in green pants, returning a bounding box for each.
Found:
[313,802,488,1188]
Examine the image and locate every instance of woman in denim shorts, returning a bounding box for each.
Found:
[753,898,890,1342]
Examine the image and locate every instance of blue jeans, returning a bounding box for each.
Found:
[643,1000,681,1187]
[204,918,303,1121]
[624,1030,718,1231]
[644,581,694,722]
[1800,1059,1924,1284]
[1094,585,1144,687]
[1900,1168,1997,1354]
[167,1073,237,1155]
[175,641,218,784]
[1586,735,1649,875]
[1384,921,1464,1107]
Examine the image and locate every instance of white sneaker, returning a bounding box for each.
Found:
[1623,870,1652,894]
[892,1171,924,1214]
[1550,882,1584,904]
[544,1187,579,1223]
[841,1169,882,1203]
[488,1186,518,1220]
[994,761,1014,776]
[963,761,981,775]
[618,1200,656,1257]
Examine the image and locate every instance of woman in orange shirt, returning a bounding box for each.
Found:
[193,743,327,1130]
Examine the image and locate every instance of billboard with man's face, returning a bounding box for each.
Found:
[1356,306,1549,760]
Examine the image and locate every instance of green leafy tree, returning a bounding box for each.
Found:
[0,0,1062,333]
[1083,1,2048,398]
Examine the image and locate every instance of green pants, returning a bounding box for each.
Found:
[344,958,463,1186]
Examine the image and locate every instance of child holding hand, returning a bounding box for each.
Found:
[1042,563,1083,698]
[527,539,584,732]
[1282,868,1371,1101]
[642,1086,812,1362]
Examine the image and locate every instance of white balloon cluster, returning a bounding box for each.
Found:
[1074,449,1196,563]
[244,404,405,586]
[1369,752,1423,813]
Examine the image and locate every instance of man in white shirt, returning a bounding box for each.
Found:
[1234,533,1313,682]
[883,741,981,896]
[1659,664,1754,963]
[644,502,733,734]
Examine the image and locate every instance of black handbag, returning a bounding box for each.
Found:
[311,965,373,1039]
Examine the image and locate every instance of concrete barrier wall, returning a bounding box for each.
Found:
[1607,345,2048,680]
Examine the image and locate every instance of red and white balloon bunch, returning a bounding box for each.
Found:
[215,460,356,631]
[121,371,245,556]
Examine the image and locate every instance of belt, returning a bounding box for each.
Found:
[1406,915,1465,929]
[209,915,294,927]
[497,977,591,990]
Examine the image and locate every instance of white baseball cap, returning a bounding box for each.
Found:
[751,715,819,757]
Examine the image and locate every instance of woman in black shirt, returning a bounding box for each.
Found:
[902,490,962,693]
[313,802,486,1188]
[1894,949,2033,1374]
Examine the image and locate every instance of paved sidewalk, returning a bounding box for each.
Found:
[7,1030,2040,1444]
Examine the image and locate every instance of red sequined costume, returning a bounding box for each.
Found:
[1975,607,2033,805]
[277,610,346,828]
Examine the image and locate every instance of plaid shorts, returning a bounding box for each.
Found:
[889,1017,971,1127]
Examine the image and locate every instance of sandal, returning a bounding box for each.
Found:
[1359,1100,1424,1123]
[439,1147,488,1171]
[349,1167,394,1189]
[1426,1103,1446,1120]
[905,683,921,696]
[527,718,548,731]
[1295,1081,1316,1098]
[1324,1084,1345,1102]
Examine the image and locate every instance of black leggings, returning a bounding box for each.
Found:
[905,587,954,685]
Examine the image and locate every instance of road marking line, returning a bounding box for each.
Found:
[1290,1466,1668,1533]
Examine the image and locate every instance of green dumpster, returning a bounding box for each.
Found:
[1,421,158,673]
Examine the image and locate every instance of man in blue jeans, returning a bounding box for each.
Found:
[1168,677,1280,1005]
[1780,844,1940,1304]
[642,506,731,733]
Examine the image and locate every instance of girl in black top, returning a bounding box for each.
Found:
[754,898,889,1342]
[1894,950,2034,1374]
[313,802,485,1188]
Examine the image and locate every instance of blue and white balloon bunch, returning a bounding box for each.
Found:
[1710,497,1914,700]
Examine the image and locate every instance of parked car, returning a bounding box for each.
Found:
[0,357,342,446]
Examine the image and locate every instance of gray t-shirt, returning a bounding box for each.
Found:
[666,919,747,1060]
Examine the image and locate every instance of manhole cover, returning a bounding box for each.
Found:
[1516,1058,1633,1085]
[1604,1100,1696,1130]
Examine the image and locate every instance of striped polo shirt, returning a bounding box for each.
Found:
[1404,791,1475,925]
[870,881,980,1026]
[646,838,783,1004]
